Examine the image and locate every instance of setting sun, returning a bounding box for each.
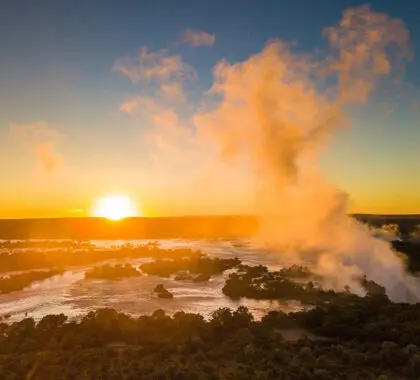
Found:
[92,195,139,220]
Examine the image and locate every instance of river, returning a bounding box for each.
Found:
[0,238,308,322]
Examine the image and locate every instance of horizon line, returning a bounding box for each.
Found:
[0,213,420,221]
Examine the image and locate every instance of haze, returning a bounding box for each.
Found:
[0,0,419,218]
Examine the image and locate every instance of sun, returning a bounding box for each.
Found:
[92,195,140,220]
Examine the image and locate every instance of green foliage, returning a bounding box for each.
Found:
[278,264,312,278]
[391,240,420,273]
[0,296,419,379]
[0,240,93,250]
[0,268,63,294]
[222,264,352,304]
[261,310,296,329]
[141,253,240,277]
[222,265,389,307]
[294,294,420,347]
[84,264,141,280]
[360,275,386,296]
[0,245,198,273]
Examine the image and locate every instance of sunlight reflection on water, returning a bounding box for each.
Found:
[0,239,309,322]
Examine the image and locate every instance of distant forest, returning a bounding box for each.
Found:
[0,214,418,240]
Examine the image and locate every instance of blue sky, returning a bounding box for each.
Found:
[0,0,419,217]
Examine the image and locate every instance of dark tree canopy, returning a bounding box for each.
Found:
[1,295,420,379]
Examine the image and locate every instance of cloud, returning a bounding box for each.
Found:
[182,29,215,47]
[119,97,141,114]
[324,4,411,104]
[120,96,192,151]
[9,121,62,173]
[35,142,61,173]
[412,101,420,114]
[377,102,397,119]
[159,82,186,102]
[120,96,158,115]
[116,8,420,294]
[193,5,417,301]
[113,45,197,84]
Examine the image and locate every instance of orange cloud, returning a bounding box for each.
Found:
[35,142,61,173]
[182,29,215,47]
[119,96,156,115]
[120,96,192,151]
[159,82,186,102]
[9,122,62,173]
[324,4,411,104]
[119,97,140,114]
[113,45,197,84]
[192,5,415,300]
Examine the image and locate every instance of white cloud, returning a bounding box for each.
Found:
[182,29,215,47]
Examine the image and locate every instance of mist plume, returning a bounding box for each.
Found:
[194,5,418,301]
[9,122,62,174]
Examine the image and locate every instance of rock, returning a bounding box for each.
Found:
[158,290,174,299]
[193,273,211,282]
[174,273,193,281]
[153,284,166,293]
[153,284,174,299]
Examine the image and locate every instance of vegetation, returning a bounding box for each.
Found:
[1,295,420,378]
[0,269,63,294]
[278,264,312,278]
[294,294,420,344]
[222,264,344,304]
[0,240,93,250]
[222,265,386,304]
[392,240,420,273]
[140,253,241,278]
[153,284,174,299]
[360,275,386,296]
[0,244,198,274]
[84,264,141,280]
[0,235,418,379]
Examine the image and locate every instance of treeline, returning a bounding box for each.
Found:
[140,253,241,278]
[84,264,141,280]
[0,269,63,294]
[82,254,241,282]
[295,294,420,346]
[0,240,93,250]
[0,215,258,240]
[222,264,319,302]
[0,244,197,273]
[278,264,312,278]
[222,265,385,304]
[0,295,420,379]
[392,240,420,272]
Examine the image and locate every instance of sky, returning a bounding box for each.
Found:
[0,0,419,218]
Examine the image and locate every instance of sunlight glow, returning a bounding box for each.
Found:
[92,195,139,220]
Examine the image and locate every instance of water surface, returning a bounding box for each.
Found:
[0,238,307,321]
